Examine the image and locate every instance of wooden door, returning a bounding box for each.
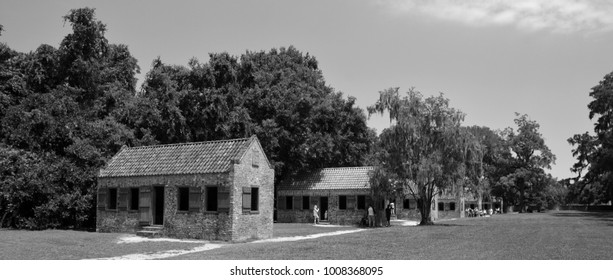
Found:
[139,186,152,225]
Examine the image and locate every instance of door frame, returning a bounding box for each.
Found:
[320,196,328,221]
[152,186,165,225]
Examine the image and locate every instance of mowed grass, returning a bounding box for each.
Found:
[2,211,613,259]
[0,230,203,260]
[0,223,350,260]
[170,211,613,260]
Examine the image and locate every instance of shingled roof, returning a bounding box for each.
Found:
[99,136,261,178]
[277,166,374,191]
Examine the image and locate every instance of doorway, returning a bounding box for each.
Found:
[320,196,328,221]
[153,186,164,225]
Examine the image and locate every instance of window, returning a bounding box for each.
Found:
[339,196,347,210]
[206,186,218,211]
[243,187,259,212]
[357,195,366,210]
[285,196,293,210]
[438,202,445,211]
[252,150,259,168]
[403,199,410,209]
[251,187,259,211]
[130,188,139,210]
[302,196,310,210]
[178,187,189,211]
[449,202,456,211]
[108,188,117,210]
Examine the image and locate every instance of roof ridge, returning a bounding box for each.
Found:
[320,166,375,170]
[126,137,252,150]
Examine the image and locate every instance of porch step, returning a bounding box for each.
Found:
[136,225,163,238]
[317,221,330,225]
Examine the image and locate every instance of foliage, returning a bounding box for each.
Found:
[368,88,466,225]
[0,8,374,229]
[493,114,555,212]
[137,47,375,182]
[568,70,613,204]
[463,126,511,203]
[0,8,148,229]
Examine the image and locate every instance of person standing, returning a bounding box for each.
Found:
[367,205,375,227]
[313,205,320,224]
[385,204,392,227]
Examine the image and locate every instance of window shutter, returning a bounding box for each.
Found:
[97,188,106,210]
[293,196,302,210]
[242,187,252,211]
[218,187,230,212]
[117,188,128,210]
[277,196,286,210]
[347,196,356,210]
[189,187,202,212]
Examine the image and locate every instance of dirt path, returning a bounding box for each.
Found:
[91,228,368,260]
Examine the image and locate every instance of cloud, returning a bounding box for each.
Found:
[378,0,613,33]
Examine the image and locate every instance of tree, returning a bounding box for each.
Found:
[138,47,374,182]
[0,8,147,229]
[368,166,401,226]
[568,70,613,204]
[368,88,465,225]
[496,114,555,212]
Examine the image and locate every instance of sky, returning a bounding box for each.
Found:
[2,0,613,180]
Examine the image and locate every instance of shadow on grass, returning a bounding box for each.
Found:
[429,223,466,227]
[551,211,613,225]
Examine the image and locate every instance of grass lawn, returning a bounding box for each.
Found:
[169,211,613,260]
[2,211,613,259]
[0,230,203,260]
[0,223,350,260]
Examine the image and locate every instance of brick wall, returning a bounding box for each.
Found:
[229,142,275,241]
[96,210,140,232]
[162,185,233,240]
[276,189,370,225]
[435,198,461,220]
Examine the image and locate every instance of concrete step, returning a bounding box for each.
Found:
[137,225,163,238]
[141,225,163,231]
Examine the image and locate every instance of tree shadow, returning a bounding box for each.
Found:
[429,223,466,227]
[551,211,613,225]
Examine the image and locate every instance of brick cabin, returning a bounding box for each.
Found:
[96,136,274,241]
[276,166,493,224]
[276,167,378,225]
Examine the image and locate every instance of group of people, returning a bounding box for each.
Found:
[365,203,395,228]
[465,207,501,217]
[313,203,396,228]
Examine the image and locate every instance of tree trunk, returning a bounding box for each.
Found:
[518,178,526,213]
[519,183,525,213]
[419,199,434,225]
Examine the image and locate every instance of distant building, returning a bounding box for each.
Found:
[96,136,274,241]
[276,166,414,225]
[277,166,501,225]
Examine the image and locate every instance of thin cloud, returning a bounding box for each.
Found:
[379,0,613,33]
